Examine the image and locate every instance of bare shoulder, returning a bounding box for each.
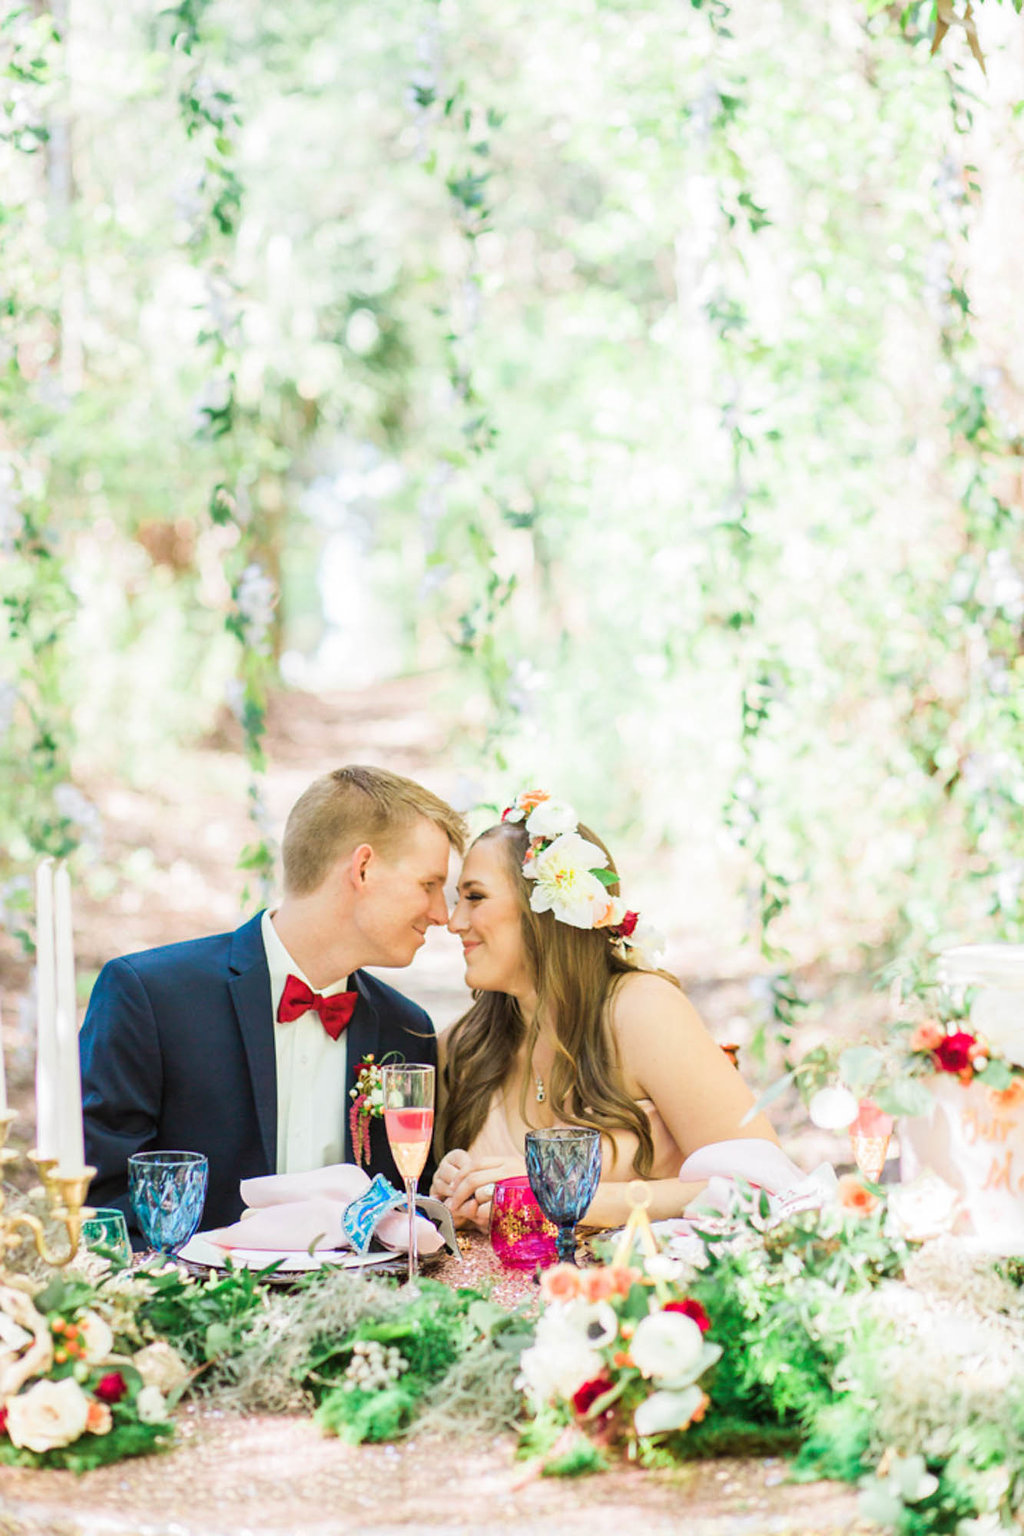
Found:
[608,970,707,1044]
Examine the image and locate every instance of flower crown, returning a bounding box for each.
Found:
[501,790,665,967]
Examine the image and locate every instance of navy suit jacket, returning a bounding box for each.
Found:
[79,912,438,1233]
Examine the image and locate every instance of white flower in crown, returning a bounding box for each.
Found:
[528,832,612,929]
[524,797,579,840]
[627,917,667,969]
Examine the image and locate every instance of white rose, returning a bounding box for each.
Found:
[77,1311,114,1365]
[517,1307,603,1406]
[885,1173,961,1243]
[634,1384,706,1437]
[133,1341,191,1394]
[808,1085,859,1130]
[135,1384,168,1424]
[524,798,579,840]
[6,1377,90,1453]
[630,1310,721,1388]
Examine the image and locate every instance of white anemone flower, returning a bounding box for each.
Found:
[566,1299,619,1349]
[528,833,610,929]
[525,798,579,840]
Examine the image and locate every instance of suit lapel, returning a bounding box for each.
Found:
[342,970,380,1161]
[227,913,277,1174]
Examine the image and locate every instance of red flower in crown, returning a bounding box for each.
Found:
[663,1298,711,1334]
[0,1404,8,1436]
[94,1372,128,1405]
[933,1031,977,1075]
[611,910,639,939]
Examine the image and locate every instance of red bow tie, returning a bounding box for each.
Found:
[276,974,357,1041]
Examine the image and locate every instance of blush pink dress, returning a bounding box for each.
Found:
[467,1092,685,1181]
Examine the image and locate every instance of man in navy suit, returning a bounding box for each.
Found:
[80,765,466,1233]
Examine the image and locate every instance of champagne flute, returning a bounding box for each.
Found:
[382,1064,435,1284]
[525,1127,602,1266]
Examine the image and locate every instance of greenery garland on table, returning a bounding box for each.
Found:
[3,1187,1024,1534]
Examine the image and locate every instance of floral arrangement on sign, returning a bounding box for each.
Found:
[765,982,1024,1149]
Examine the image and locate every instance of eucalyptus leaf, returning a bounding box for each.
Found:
[837,1046,883,1096]
[873,1079,935,1119]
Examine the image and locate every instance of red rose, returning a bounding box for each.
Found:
[95,1372,128,1404]
[934,1032,977,1074]
[572,1376,611,1416]
[618,911,639,938]
[0,1405,8,1435]
[664,1298,711,1334]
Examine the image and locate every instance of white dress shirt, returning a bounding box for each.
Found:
[261,910,351,1175]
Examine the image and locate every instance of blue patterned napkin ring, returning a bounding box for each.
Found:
[342,1174,405,1254]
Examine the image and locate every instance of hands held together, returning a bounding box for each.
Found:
[429,1149,525,1232]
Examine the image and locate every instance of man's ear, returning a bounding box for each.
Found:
[347,843,374,887]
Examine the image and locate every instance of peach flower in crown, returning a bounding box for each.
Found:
[500,790,666,964]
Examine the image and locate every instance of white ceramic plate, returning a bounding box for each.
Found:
[178,1233,400,1272]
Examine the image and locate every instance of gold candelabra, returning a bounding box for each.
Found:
[0,1112,95,1270]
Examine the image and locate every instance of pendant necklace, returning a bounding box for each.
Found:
[535,1073,546,1104]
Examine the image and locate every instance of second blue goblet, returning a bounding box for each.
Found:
[524,1127,602,1266]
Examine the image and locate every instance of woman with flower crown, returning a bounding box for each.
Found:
[431,790,778,1231]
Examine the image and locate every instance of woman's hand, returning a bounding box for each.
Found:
[443,1154,527,1232]
[430,1148,472,1203]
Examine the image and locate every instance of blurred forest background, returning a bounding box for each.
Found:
[2,0,1024,1151]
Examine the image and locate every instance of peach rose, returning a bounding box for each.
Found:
[837,1174,879,1216]
[909,1021,945,1053]
[580,1267,619,1303]
[540,1264,583,1303]
[518,790,550,814]
[988,1078,1024,1115]
[85,1400,113,1436]
[605,1264,641,1298]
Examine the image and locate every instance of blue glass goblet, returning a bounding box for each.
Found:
[128,1150,208,1258]
[524,1128,602,1266]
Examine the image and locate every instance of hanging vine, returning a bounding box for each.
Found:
[409,3,520,766]
[161,0,275,907]
[0,3,90,948]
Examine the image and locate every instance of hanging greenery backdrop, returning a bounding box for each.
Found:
[1,0,1023,1050]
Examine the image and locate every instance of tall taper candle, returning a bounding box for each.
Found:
[34,860,59,1159]
[54,862,85,1173]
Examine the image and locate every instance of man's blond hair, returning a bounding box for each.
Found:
[281,765,466,895]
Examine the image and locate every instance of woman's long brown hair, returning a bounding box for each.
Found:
[438,820,675,1177]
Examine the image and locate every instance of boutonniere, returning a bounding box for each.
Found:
[348,1054,389,1167]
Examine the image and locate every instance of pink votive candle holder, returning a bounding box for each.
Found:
[489,1175,559,1270]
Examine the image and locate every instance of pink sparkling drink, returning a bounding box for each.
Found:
[384,1107,434,1181]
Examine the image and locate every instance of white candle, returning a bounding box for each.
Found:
[0,993,7,1118]
[54,862,85,1174]
[34,860,59,1160]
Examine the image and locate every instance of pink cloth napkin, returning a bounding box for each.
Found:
[678,1137,837,1219]
[206,1163,443,1254]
